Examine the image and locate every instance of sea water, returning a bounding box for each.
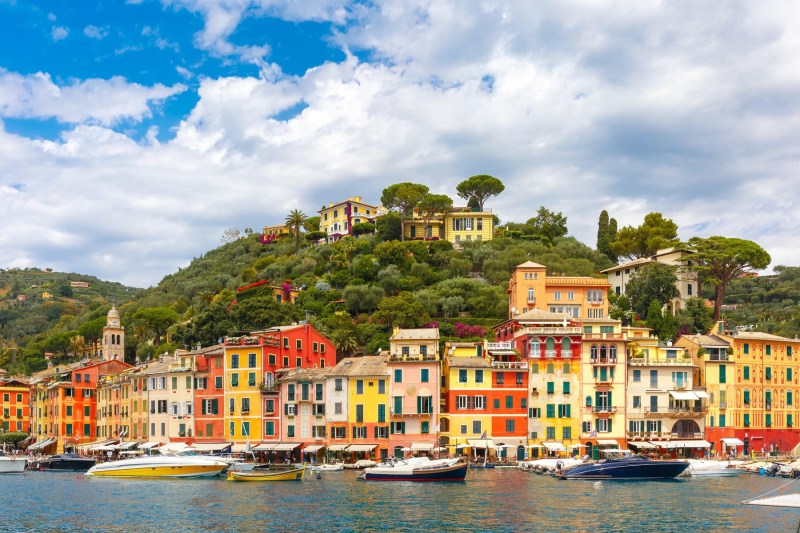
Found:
[1,468,797,532]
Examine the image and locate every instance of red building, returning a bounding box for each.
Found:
[192,345,226,445]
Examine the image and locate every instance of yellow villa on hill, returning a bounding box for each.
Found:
[404,207,494,244]
[319,196,385,243]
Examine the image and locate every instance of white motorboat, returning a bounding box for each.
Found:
[85,451,229,478]
[0,452,26,474]
[312,462,344,472]
[361,456,468,481]
[686,459,742,477]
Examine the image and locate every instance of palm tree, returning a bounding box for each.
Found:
[285,209,308,252]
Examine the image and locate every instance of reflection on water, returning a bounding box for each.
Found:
[1,469,798,532]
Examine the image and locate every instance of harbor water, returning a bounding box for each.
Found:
[2,468,798,532]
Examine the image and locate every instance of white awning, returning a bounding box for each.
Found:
[653,440,711,449]
[232,443,259,453]
[114,441,137,450]
[77,439,114,450]
[271,443,301,451]
[252,443,278,451]
[543,442,565,451]
[528,444,544,448]
[669,391,699,400]
[92,445,117,452]
[411,442,435,451]
[693,390,709,398]
[347,444,377,453]
[303,445,325,453]
[721,438,745,446]
[160,442,191,453]
[327,444,349,452]
[466,439,495,449]
[29,438,56,450]
[190,442,232,452]
[629,442,657,449]
[455,444,470,449]
[137,442,162,450]
[597,439,618,446]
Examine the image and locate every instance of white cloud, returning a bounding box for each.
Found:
[83,25,108,39]
[2,1,800,286]
[0,70,187,126]
[51,25,68,41]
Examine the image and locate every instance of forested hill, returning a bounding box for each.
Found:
[4,224,797,376]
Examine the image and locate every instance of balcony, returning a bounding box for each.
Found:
[388,353,439,362]
[519,326,583,336]
[590,357,618,366]
[583,332,624,341]
[590,406,617,414]
[491,360,528,370]
[628,356,693,366]
[642,407,707,419]
[487,341,513,351]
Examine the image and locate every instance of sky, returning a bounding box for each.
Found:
[0,1,798,288]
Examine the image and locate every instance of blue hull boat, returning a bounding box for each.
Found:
[561,454,689,480]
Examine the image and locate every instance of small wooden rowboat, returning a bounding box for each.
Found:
[227,465,306,481]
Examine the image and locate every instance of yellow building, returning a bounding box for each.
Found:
[319,196,385,243]
[0,371,29,434]
[580,318,628,456]
[404,207,494,244]
[440,342,492,456]
[677,322,800,454]
[506,261,611,320]
[261,224,290,244]
[224,337,265,444]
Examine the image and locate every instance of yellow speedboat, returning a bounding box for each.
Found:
[227,465,306,481]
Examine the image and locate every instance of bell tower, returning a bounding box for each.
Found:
[103,306,125,361]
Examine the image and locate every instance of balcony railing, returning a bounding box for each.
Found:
[388,353,439,362]
[628,357,693,366]
[591,406,617,414]
[487,341,513,351]
[519,326,583,336]
[641,407,707,419]
[491,360,528,370]
[590,357,618,366]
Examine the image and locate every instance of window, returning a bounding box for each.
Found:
[395,369,403,383]
[597,419,610,433]
[505,395,513,408]
[231,354,239,369]
[719,365,727,384]
[301,383,310,401]
[377,404,386,423]
[287,384,295,401]
[474,369,483,383]
[744,413,750,427]
[283,337,289,349]
[287,425,295,438]
[474,395,486,410]
[282,356,289,367]
[766,367,772,380]
[231,373,239,387]
[458,369,467,383]
[418,396,433,414]
[376,426,389,438]
[743,390,750,404]
[505,419,515,432]
[296,339,302,351]
[744,366,750,380]
[789,368,794,381]
[264,421,275,436]
[633,396,641,409]
[241,397,250,413]
[456,396,469,410]
[633,370,641,383]
[472,420,481,435]
[215,376,223,389]
[333,426,346,439]
[529,408,541,418]
[356,380,364,395]
[417,368,429,383]
[391,422,405,435]
[649,370,658,387]
[516,372,524,385]
[334,378,343,392]
[563,427,572,439]
[563,382,571,394]
[335,402,343,415]
[546,382,555,395]
[546,404,555,418]
[719,414,726,427]
[790,391,794,406]
[394,396,404,415]
[546,427,555,439]
[355,404,364,423]
[248,373,256,386]
[268,354,276,365]
[527,288,535,301]
[172,377,178,390]
[378,380,386,394]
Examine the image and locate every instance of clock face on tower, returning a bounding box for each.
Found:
[111,319,119,326]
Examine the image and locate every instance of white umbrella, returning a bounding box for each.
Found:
[456,444,470,450]
[401,447,412,452]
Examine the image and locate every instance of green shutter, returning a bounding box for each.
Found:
[607,419,612,433]
[788,391,793,406]
[608,391,612,406]
[744,366,750,380]
[744,390,750,404]
[565,404,571,418]
[417,396,422,414]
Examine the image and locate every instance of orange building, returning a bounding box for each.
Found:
[192,344,226,445]
[0,370,30,434]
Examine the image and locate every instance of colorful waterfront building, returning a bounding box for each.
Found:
[677,322,800,455]
[319,196,385,243]
[30,357,130,454]
[404,206,494,244]
[625,326,708,457]
[506,261,611,320]
[0,370,30,434]
[277,367,332,461]
[440,342,492,457]
[224,324,336,446]
[579,317,628,457]
[326,355,388,461]
[191,344,226,445]
[387,328,441,458]
[494,309,583,458]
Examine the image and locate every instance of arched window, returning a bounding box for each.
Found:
[527,287,535,302]
[529,338,541,358]
[585,396,592,407]
[264,372,275,388]
[561,338,571,358]
[545,337,556,358]
[116,334,121,345]
[609,345,617,361]
[590,345,598,362]
[600,345,608,362]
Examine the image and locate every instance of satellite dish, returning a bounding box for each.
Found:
[667,341,672,347]
[511,307,517,313]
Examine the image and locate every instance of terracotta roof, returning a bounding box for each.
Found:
[729,331,799,343]
[328,355,387,377]
[390,328,440,341]
[681,334,729,347]
[445,356,491,368]
[278,367,333,382]
[516,261,546,268]
[515,308,573,322]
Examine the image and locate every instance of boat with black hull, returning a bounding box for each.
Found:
[37,453,97,472]
[560,451,688,480]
